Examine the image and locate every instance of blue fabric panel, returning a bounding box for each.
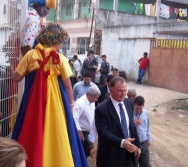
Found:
[12,71,37,140]
[58,76,89,167]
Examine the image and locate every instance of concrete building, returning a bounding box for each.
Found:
[96,0,188,83]
[102,22,188,82]
[44,0,188,85]
[45,0,98,56]
[45,0,158,57]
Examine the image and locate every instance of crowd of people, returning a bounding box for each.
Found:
[0,0,152,166]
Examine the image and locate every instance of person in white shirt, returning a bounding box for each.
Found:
[73,55,82,81]
[73,86,101,158]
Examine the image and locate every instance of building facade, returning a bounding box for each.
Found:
[44,0,157,57]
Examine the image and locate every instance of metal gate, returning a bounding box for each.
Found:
[0,0,100,138]
[149,39,188,94]
[0,0,22,137]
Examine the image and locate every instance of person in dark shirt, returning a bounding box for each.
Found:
[97,75,114,104]
[89,50,98,82]
[81,51,97,82]
[99,55,110,85]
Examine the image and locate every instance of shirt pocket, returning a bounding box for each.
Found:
[141,119,147,129]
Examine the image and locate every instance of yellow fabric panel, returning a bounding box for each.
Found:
[59,53,72,80]
[16,49,39,76]
[16,45,72,80]
[43,75,74,167]
[46,0,56,9]
[10,97,17,133]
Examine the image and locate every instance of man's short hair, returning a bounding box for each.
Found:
[87,86,101,96]
[109,76,125,89]
[73,55,78,60]
[134,96,145,106]
[127,87,136,94]
[144,52,148,56]
[88,50,94,54]
[106,75,114,83]
[68,59,73,63]
[83,72,91,78]
[87,50,94,57]
[101,55,106,58]
[113,68,119,72]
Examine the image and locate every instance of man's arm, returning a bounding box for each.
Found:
[72,84,77,101]
[88,118,97,144]
[13,72,24,82]
[147,111,151,147]
[21,45,32,56]
[129,110,141,158]
[73,103,84,140]
[94,57,98,67]
[78,131,84,141]
[84,60,97,70]
[107,63,110,74]
[88,119,97,158]
[145,61,149,73]
[138,58,142,64]
[62,78,74,111]
[73,64,78,80]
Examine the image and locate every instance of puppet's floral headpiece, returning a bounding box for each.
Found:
[36,23,69,46]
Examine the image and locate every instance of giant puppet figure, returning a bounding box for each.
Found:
[20,0,56,56]
[12,16,89,167]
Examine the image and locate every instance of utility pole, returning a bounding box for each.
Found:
[88,5,95,51]
[156,0,161,22]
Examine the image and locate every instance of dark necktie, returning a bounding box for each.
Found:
[119,103,129,139]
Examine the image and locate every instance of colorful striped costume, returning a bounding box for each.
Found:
[12,44,88,167]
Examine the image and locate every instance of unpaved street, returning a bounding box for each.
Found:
[88,81,188,167]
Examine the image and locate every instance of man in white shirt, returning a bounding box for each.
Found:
[73,55,81,81]
[73,86,101,158]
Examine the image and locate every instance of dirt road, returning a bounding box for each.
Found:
[88,81,188,167]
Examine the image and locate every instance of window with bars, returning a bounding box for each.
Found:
[61,38,70,56]
[99,0,114,10]
[46,8,56,22]
[60,0,75,21]
[78,0,91,19]
[65,4,72,16]
[118,0,145,15]
[77,37,89,54]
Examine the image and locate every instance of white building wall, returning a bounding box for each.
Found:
[0,1,8,25]
[0,1,8,49]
